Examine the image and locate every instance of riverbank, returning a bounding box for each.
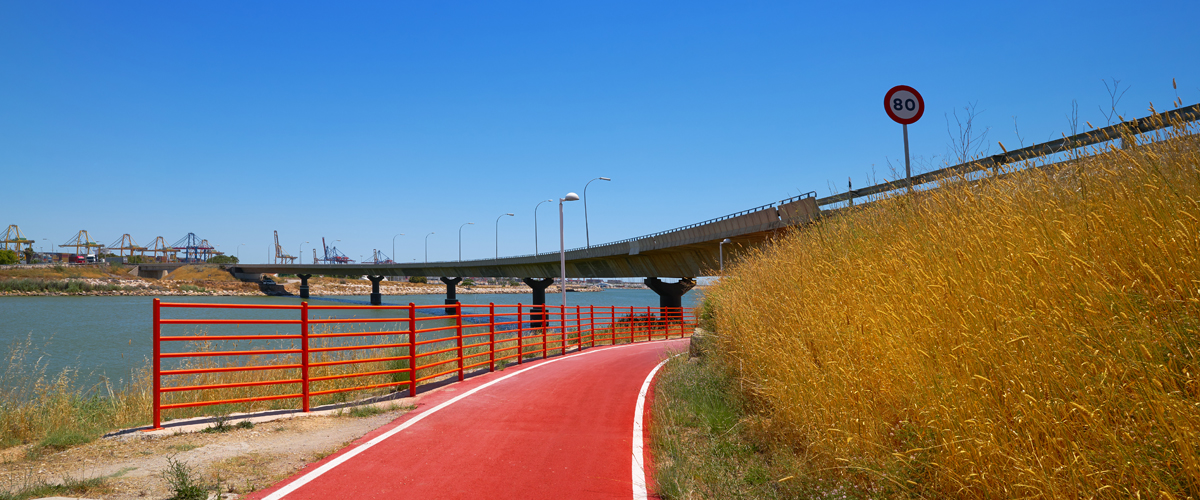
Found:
[0,265,606,297]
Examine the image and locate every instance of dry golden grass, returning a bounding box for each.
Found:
[166,265,239,282]
[704,124,1200,497]
[0,265,116,280]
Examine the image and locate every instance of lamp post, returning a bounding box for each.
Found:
[391,233,404,263]
[425,232,434,263]
[534,199,552,254]
[583,177,611,250]
[299,241,309,263]
[495,213,514,261]
[458,223,474,262]
[237,243,245,262]
[719,238,731,273]
[559,192,580,308]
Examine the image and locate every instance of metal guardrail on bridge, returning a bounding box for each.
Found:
[817,103,1200,207]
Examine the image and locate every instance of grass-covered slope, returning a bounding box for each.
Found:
[700,127,1200,497]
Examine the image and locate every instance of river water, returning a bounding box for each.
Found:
[0,289,703,388]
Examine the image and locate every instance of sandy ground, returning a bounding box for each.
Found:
[0,399,417,499]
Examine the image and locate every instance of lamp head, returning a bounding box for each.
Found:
[506,213,514,216]
[722,238,731,243]
[599,177,611,181]
[561,192,580,202]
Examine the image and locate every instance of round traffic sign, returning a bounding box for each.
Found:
[884,85,924,125]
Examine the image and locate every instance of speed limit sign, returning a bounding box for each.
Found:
[885,85,924,124]
[884,85,923,192]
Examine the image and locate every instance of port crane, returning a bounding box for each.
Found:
[273,230,297,264]
[0,225,35,252]
[58,230,103,256]
[318,237,353,264]
[106,234,148,257]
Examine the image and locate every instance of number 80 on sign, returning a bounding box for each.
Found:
[884,85,924,125]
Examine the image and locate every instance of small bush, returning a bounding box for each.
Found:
[0,249,18,265]
[408,276,427,284]
[162,456,207,500]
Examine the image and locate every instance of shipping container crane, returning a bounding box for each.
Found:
[369,249,394,264]
[199,239,224,256]
[273,230,297,264]
[145,237,178,262]
[319,237,354,264]
[171,233,216,263]
[106,234,148,257]
[58,230,103,256]
[0,225,35,252]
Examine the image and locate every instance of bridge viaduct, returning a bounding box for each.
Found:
[218,194,822,311]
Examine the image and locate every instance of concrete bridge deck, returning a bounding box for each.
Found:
[228,193,820,279]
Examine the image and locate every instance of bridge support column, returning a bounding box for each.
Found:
[645,277,696,322]
[522,278,554,328]
[440,277,462,315]
[368,275,384,305]
[298,274,312,299]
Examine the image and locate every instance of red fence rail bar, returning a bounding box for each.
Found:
[150,298,696,429]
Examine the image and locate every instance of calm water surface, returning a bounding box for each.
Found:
[0,289,703,387]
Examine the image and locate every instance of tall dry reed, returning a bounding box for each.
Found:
[704,123,1200,497]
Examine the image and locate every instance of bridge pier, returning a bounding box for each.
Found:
[368,275,384,305]
[645,277,696,322]
[440,277,462,315]
[297,274,312,299]
[522,278,554,327]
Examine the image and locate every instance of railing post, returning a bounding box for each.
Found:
[456,301,464,381]
[489,302,496,372]
[647,306,652,341]
[152,298,161,429]
[612,306,617,344]
[589,304,595,348]
[576,305,582,351]
[408,303,418,396]
[630,306,636,342]
[301,301,310,412]
[541,305,549,359]
[517,303,524,364]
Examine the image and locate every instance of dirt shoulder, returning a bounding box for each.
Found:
[0,400,415,499]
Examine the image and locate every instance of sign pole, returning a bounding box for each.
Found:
[884,85,924,195]
[903,123,911,192]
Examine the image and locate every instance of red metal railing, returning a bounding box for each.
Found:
[151,298,696,429]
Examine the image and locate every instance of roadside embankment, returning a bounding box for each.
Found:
[680,130,1200,497]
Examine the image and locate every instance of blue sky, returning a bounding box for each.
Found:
[2,1,1197,265]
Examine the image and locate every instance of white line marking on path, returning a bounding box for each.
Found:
[632,356,675,500]
[263,340,678,500]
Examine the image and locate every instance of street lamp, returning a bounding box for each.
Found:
[583,177,611,250]
[425,232,435,263]
[458,222,474,262]
[720,238,731,273]
[392,233,404,263]
[495,213,514,261]
[237,243,245,262]
[299,241,309,263]
[534,199,553,255]
[559,192,580,309]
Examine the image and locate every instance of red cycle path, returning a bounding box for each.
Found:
[250,338,688,500]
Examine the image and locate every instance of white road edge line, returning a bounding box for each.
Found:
[263,340,676,500]
[632,355,676,500]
